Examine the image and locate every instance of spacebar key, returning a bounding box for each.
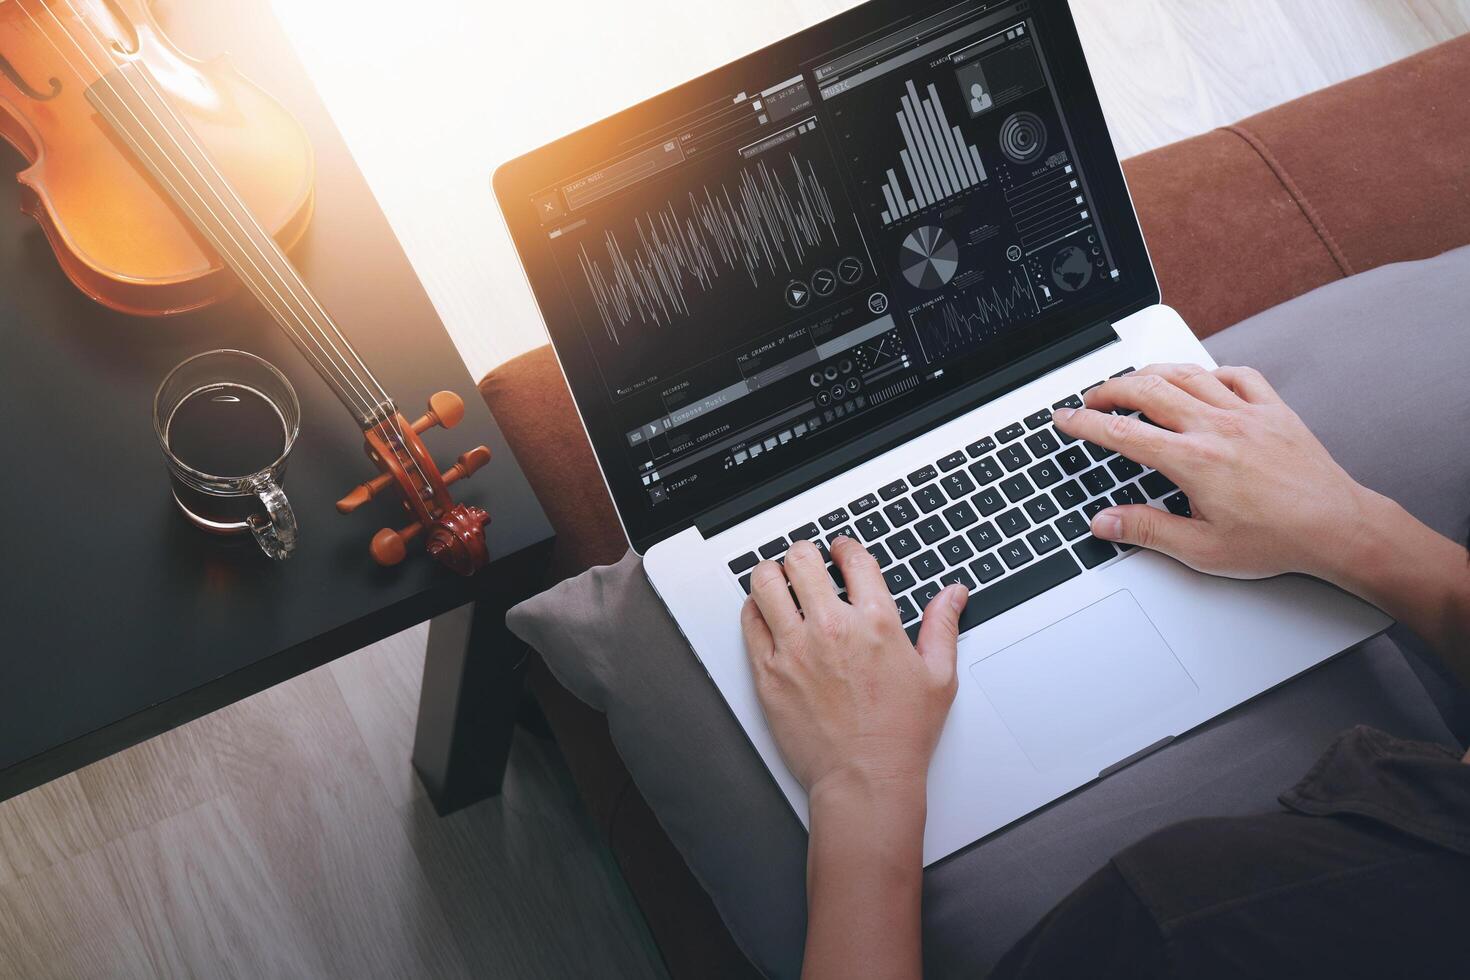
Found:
[958,552,1082,634]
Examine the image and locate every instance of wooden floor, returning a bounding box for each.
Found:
[4,3,1467,978]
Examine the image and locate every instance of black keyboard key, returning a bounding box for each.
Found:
[1079,467,1116,496]
[942,500,979,531]
[912,580,944,611]
[1109,456,1145,482]
[789,524,819,542]
[1027,459,1063,489]
[996,507,1031,538]
[966,436,997,458]
[914,484,947,513]
[1074,536,1116,569]
[1112,483,1146,507]
[849,493,880,515]
[972,487,1005,517]
[1000,474,1035,503]
[998,444,1032,472]
[1024,408,1053,430]
[1084,440,1115,461]
[999,539,1035,570]
[886,528,921,559]
[879,479,909,501]
[1057,446,1090,474]
[938,451,968,472]
[1164,492,1193,517]
[1082,498,1109,521]
[1051,480,1087,510]
[894,595,919,624]
[940,567,977,592]
[1053,424,1080,446]
[905,622,922,644]
[884,565,917,595]
[1026,525,1063,555]
[827,525,860,549]
[1057,511,1091,541]
[967,521,1002,551]
[1111,366,1137,378]
[1141,471,1178,499]
[728,552,758,574]
[996,421,1026,443]
[957,552,1082,633]
[1082,378,1107,395]
[940,471,976,500]
[908,464,939,487]
[1024,495,1060,523]
[910,550,945,579]
[970,552,1005,583]
[968,456,1004,485]
[758,537,788,560]
[915,515,949,545]
[867,542,893,568]
[1025,429,1061,458]
[937,535,975,567]
[1053,394,1084,410]
[855,512,891,541]
[739,572,753,594]
[884,497,919,527]
[819,508,849,530]
[828,564,845,590]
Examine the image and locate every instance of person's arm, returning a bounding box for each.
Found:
[741,537,968,980]
[1052,363,1470,680]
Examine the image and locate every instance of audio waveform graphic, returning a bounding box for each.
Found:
[577,153,842,345]
[912,274,1038,360]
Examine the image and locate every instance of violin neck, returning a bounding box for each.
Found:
[85,61,395,431]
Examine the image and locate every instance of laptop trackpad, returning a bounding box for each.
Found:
[969,590,1198,773]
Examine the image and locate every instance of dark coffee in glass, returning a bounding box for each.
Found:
[154,350,300,559]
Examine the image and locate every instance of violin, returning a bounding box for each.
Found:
[0,0,491,573]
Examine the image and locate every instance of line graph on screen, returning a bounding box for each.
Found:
[911,272,1039,360]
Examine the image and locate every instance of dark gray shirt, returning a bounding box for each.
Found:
[991,726,1470,979]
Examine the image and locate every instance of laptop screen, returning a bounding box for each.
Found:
[495,0,1157,552]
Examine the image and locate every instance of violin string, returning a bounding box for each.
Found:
[10,0,374,420]
[22,0,441,505]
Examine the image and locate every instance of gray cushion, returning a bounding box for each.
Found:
[508,244,1470,979]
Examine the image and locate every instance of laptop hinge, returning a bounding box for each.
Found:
[694,320,1120,541]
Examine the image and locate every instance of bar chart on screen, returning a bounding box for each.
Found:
[879,79,988,225]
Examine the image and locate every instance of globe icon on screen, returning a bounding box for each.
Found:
[1051,245,1093,292]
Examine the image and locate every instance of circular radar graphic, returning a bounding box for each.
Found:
[899,225,960,290]
[999,111,1047,165]
[1051,245,1093,292]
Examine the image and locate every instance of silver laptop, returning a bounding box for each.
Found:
[493,0,1387,864]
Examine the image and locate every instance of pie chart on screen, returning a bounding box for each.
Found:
[899,225,959,290]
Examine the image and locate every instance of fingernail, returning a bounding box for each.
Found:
[1052,407,1075,423]
[948,585,969,610]
[1093,512,1123,540]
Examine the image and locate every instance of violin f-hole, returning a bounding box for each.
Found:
[0,51,61,101]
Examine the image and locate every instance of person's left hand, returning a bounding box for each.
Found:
[740,536,968,800]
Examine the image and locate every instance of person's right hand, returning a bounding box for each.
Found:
[1051,364,1379,582]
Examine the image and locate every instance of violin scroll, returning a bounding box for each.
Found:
[341,391,492,574]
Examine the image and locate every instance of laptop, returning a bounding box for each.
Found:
[493,0,1388,864]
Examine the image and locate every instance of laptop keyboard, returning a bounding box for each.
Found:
[725,369,1193,643]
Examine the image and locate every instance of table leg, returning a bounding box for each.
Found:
[412,597,529,815]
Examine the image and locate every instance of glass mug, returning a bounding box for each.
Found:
[153,350,300,559]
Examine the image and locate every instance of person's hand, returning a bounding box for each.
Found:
[740,536,968,800]
[1052,363,1375,581]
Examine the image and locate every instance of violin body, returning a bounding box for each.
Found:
[0,0,313,315]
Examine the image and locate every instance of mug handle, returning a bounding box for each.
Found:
[246,475,298,560]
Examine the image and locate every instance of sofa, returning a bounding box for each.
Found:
[478,36,1470,979]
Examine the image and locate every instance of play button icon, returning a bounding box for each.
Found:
[786,280,811,309]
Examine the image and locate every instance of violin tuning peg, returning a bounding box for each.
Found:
[411,391,465,434]
[371,521,422,567]
[337,471,395,514]
[443,445,492,485]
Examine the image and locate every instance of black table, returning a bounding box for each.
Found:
[0,0,553,816]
